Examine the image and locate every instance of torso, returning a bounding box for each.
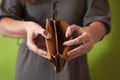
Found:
[23,0,87,27]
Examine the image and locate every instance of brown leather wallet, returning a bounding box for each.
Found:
[46,19,72,72]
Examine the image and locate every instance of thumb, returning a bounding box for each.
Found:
[40,29,52,39]
[66,24,82,38]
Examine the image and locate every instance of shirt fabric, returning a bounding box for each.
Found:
[0,0,111,80]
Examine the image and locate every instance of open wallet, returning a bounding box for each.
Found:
[32,19,72,72]
[45,19,72,72]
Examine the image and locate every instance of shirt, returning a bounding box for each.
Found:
[0,0,111,80]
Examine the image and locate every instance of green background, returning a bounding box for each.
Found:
[0,0,120,80]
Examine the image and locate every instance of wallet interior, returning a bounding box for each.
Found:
[46,19,72,72]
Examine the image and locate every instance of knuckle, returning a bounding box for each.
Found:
[72,24,77,27]
[83,32,87,36]
[78,37,82,43]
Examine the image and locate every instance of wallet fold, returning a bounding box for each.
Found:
[46,19,72,72]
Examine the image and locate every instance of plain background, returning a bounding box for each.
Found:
[0,0,120,80]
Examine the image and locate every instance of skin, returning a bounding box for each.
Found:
[0,17,106,60]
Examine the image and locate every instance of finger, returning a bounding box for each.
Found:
[67,41,93,60]
[27,32,48,58]
[64,32,89,46]
[38,28,52,39]
[28,44,48,59]
[66,24,82,37]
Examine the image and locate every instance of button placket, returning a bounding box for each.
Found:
[50,0,58,20]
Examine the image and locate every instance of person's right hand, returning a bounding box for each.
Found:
[25,21,52,59]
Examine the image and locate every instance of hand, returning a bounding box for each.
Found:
[63,24,95,61]
[25,22,52,59]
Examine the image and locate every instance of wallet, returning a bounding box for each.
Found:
[46,19,72,72]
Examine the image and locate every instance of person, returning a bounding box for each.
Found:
[0,0,111,80]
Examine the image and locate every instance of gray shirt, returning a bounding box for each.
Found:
[0,0,111,80]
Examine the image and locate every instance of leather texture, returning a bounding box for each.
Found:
[46,19,72,72]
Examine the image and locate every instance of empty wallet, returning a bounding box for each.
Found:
[46,19,72,72]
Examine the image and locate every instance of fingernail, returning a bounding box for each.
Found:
[63,42,65,45]
[63,42,67,46]
[66,32,70,38]
[67,52,71,57]
[47,34,52,39]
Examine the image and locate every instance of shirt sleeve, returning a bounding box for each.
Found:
[83,0,111,34]
[0,0,24,20]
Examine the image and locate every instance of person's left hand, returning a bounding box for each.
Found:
[63,24,95,61]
